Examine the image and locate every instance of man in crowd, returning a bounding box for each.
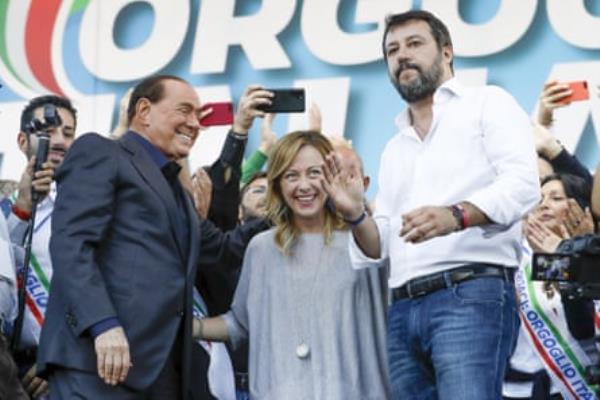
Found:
[342,10,540,399]
[239,172,268,223]
[37,75,272,399]
[0,211,28,399]
[0,95,77,399]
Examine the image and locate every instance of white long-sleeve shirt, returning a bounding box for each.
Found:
[351,78,540,288]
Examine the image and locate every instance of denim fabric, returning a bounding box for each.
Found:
[388,276,519,400]
[236,389,250,400]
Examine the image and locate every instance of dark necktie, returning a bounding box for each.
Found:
[161,161,182,183]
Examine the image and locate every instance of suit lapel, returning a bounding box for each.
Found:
[183,191,200,277]
[119,133,187,261]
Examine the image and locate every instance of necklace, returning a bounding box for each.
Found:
[286,234,328,360]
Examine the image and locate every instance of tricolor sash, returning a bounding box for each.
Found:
[11,191,53,343]
[517,247,598,399]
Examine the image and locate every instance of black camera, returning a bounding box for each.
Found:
[532,235,600,387]
[532,235,600,285]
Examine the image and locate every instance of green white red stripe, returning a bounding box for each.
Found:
[516,264,598,399]
[0,0,88,98]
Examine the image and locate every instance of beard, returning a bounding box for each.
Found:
[391,53,443,103]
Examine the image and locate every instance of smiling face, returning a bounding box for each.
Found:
[535,179,569,232]
[134,78,203,160]
[384,19,452,102]
[279,145,328,232]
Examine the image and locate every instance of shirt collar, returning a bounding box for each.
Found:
[394,76,463,132]
[128,130,170,168]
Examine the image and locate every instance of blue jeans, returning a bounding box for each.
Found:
[236,389,250,400]
[388,276,519,400]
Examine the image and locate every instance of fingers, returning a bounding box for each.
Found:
[400,206,461,243]
[25,375,47,399]
[400,208,440,242]
[234,85,275,132]
[198,106,213,125]
[97,344,106,382]
[308,102,322,132]
[541,81,571,105]
[262,113,275,129]
[120,348,132,383]
[32,378,49,398]
[95,327,132,386]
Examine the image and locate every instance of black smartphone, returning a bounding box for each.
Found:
[258,88,305,113]
[531,253,572,281]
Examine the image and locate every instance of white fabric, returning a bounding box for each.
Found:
[350,78,540,288]
[192,289,236,400]
[0,212,17,324]
[7,185,55,347]
[504,243,597,398]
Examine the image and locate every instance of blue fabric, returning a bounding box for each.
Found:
[236,389,250,400]
[88,317,120,338]
[0,198,12,218]
[128,131,169,168]
[387,275,519,400]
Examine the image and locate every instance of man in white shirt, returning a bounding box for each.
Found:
[0,207,28,399]
[329,10,540,399]
[0,95,77,399]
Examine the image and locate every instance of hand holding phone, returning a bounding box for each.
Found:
[559,81,589,104]
[199,102,234,126]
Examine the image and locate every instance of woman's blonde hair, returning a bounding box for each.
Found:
[266,130,345,254]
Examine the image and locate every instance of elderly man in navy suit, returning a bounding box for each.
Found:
[37,75,273,399]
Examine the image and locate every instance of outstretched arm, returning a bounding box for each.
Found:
[193,317,229,342]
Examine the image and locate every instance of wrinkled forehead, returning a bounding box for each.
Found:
[385,19,434,46]
[162,79,201,106]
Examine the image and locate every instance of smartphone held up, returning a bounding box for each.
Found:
[199,102,234,127]
[559,80,589,104]
[258,88,306,113]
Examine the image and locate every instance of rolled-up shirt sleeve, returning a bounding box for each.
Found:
[465,87,541,226]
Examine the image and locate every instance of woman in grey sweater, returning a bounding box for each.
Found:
[195,131,390,400]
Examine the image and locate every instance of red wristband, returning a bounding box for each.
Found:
[455,204,469,229]
[12,204,31,221]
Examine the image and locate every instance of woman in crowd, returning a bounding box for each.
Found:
[503,173,598,400]
[194,130,390,400]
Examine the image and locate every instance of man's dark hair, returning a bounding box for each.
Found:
[541,173,592,211]
[382,10,453,69]
[20,95,77,134]
[240,171,268,201]
[127,75,188,125]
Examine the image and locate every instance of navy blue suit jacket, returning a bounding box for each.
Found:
[37,132,266,394]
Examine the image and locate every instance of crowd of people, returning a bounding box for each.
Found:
[0,9,599,400]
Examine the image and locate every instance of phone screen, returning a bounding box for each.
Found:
[531,253,571,281]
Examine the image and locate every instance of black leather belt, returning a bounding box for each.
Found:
[392,264,514,301]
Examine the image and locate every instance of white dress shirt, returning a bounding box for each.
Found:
[351,78,540,288]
